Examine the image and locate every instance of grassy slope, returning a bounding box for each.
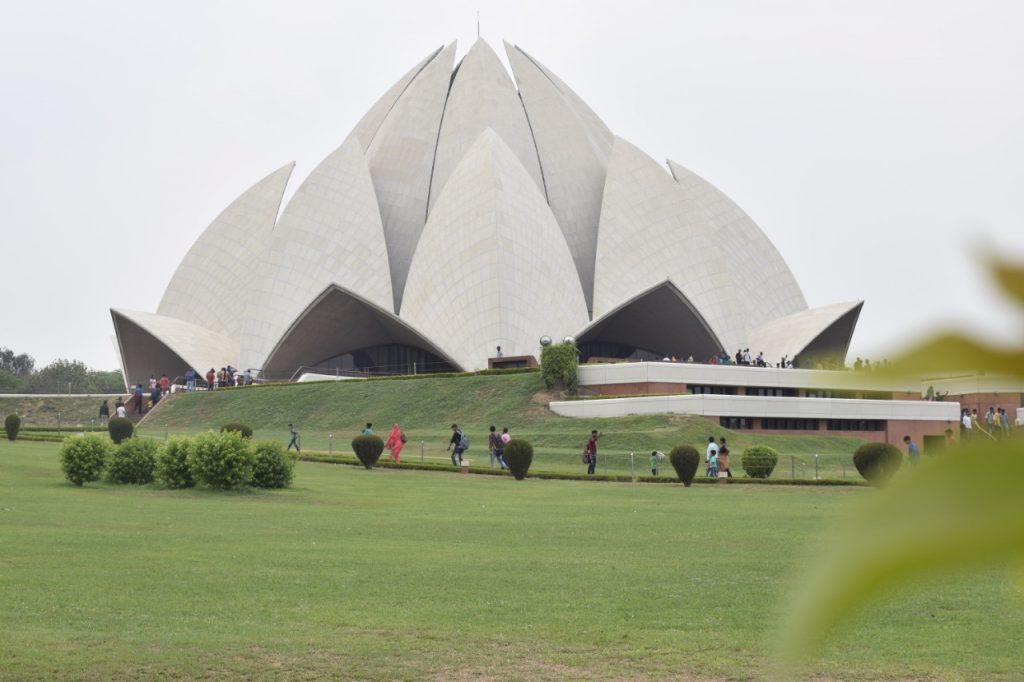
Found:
[1,440,1021,681]
[0,395,120,427]
[141,374,866,479]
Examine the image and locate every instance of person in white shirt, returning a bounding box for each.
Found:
[961,410,972,440]
[705,436,719,477]
[116,404,127,418]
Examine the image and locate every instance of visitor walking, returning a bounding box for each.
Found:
[904,435,920,465]
[185,367,197,392]
[499,427,510,469]
[150,383,161,409]
[115,401,126,419]
[362,422,374,436]
[384,423,405,463]
[651,450,664,476]
[584,430,602,475]
[159,373,171,395]
[287,423,300,453]
[206,368,216,390]
[447,424,467,466]
[98,400,109,427]
[133,384,144,414]
[961,409,972,440]
[488,426,500,468]
[705,436,718,477]
[717,438,731,482]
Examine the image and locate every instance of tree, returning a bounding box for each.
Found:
[0,347,35,377]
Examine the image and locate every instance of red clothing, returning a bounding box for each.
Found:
[384,424,404,463]
[159,377,170,392]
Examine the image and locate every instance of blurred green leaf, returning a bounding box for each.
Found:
[778,440,1024,667]
[881,333,1024,379]
[990,259,1024,306]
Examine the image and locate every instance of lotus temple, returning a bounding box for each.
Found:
[111,39,864,386]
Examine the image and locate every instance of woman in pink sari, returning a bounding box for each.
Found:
[385,423,405,463]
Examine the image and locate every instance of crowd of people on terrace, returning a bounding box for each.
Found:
[656,350,888,372]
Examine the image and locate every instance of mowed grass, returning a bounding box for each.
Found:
[140,374,866,480]
[2,441,1022,680]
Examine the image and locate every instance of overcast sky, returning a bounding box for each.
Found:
[2,0,1022,371]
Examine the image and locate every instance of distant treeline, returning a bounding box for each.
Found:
[1,347,123,394]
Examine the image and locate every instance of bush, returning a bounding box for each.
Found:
[741,445,779,479]
[251,441,294,488]
[540,342,578,394]
[187,431,254,490]
[220,422,253,439]
[156,437,195,489]
[669,445,700,486]
[4,414,20,441]
[351,435,384,469]
[59,434,110,486]
[504,439,534,480]
[853,442,903,486]
[108,417,134,444]
[108,438,158,484]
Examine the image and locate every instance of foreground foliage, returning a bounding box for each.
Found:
[351,434,384,470]
[107,438,158,485]
[156,437,195,489]
[669,445,700,486]
[504,438,534,480]
[852,442,902,486]
[59,434,110,486]
[187,431,254,490]
[107,416,134,444]
[741,445,779,479]
[250,440,294,488]
[4,413,19,441]
[780,256,1024,671]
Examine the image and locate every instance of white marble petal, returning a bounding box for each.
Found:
[667,160,808,334]
[366,41,457,312]
[157,163,294,339]
[748,301,864,365]
[510,44,614,152]
[346,46,444,151]
[111,309,238,388]
[428,39,544,216]
[594,137,745,352]
[504,41,609,313]
[402,128,589,371]
[238,138,392,370]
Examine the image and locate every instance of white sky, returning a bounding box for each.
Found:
[2,0,1022,370]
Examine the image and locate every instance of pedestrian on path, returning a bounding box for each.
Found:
[385,423,405,463]
[287,423,301,453]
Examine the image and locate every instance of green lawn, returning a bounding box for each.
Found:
[136,374,866,480]
[2,440,1021,680]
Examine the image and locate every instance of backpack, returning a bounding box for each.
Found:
[460,433,470,450]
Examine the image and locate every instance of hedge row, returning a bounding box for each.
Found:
[58,431,294,490]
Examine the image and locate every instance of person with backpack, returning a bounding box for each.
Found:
[447,423,468,466]
[385,423,405,463]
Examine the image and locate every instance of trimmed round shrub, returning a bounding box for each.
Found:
[251,441,294,489]
[156,437,195,489]
[4,414,21,441]
[59,434,110,486]
[187,431,254,490]
[108,438,158,484]
[108,417,134,444]
[741,445,779,479]
[853,442,903,486]
[352,435,384,470]
[669,445,700,487]
[220,422,253,439]
[504,439,534,480]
